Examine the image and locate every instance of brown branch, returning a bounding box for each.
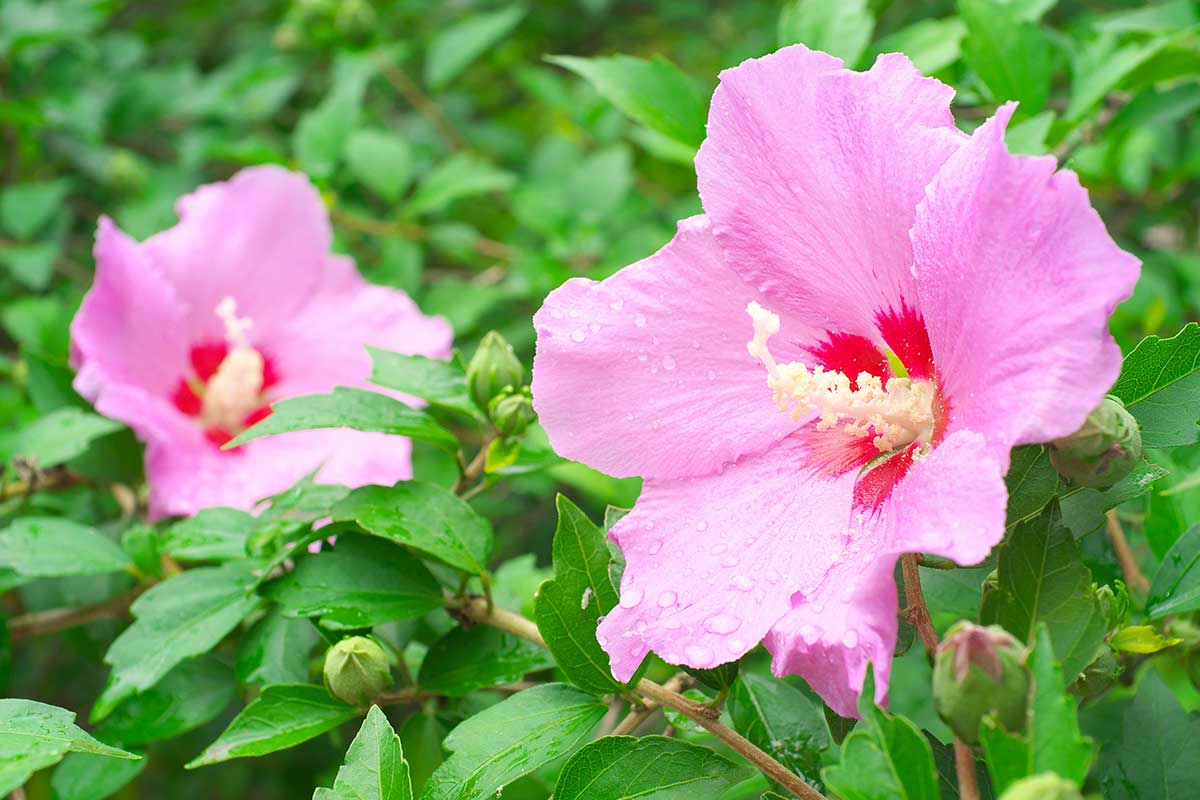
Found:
[611,672,691,736]
[1,469,82,500]
[1106,509,1149,594]
[453,438,492,496]
[901,554,980,800]
[452,596,826,800]
[9,590,139,641]
[373,57,466,150]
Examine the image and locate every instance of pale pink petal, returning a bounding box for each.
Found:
[596,435,859,681]
[146,429,412,520]
[263,255,453,397]
[911,103,1140,464]
[697,47,965,337]
[141,165,332,344]
[532,216,810,481]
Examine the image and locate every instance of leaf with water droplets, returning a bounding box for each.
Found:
[728,673,831,791]
[1110,322,1200,448]
[1146,522,1200,619]
[0,517,132,579]
[416,625,553,697]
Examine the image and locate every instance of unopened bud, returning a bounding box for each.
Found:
[466,332,524,410]
[1095,582,1130,630]
[1069,644,1119,697]
[335,0,375,40]
[488,388,536,437]
[933,622,1030,744]
[997,773,1083,800]
[1049,395,1142,489]
[323,636,392,706]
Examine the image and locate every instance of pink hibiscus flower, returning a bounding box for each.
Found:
[71,166,452,520]
[531,46,1139,716]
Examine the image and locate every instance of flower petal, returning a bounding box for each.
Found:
[532,216,808,481]
[142,165,332,342]
[911,103,1141,463]
[697,46,965,337]
[596,434,859,682]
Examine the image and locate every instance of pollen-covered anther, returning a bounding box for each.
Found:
[746,302,935,453]
[200,297,265,431]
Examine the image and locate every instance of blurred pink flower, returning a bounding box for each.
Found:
[531,46,1139,715]
[71,166,452,520]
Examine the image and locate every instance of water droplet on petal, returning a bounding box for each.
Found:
[619,586,644,608]
[610,298,624,311]
[634,314,647,327]
[721,556,739,568]
[842,630,859,648]
[704,613,741,634]
[695,521,708,532]
[684,644,715,666]
[765,570,781,583]
[710,543,727,555]
[800,624,819,644]
[589,323,601,333]
[571,330,586,343]
[550,309,564,319]
[662,355,676,370]
[657,590,677,607]
[728,638,747,653]
[730,575,754,591]
[648,540,662,555]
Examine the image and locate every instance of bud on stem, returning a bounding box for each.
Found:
[466,331,524,410]
[1049,395,1142,489]
[932,622,1030,744]
[323,635,393,706]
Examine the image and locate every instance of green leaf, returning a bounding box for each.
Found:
[778,0,875,66]
[1093,667,1200,799]
[0,241,58,290]
[187,684,358,768]
[424,4,526,89]
[980,503,1105,681]
[0,179,71,239]
[333,482,494,574]
[958,0,1053,113]
[314,705,412,800]
[95,656,235,746]
[871,17,966,75]
[1109,625,1181,654]
[163,507,256,562]
[1004,446,1060,531]
[1146,522,1200,618]
[51,749,146,800]
[399,712,447,796]
[555,735,752,800]
[1111,323,1200,448]
[1058,459,1167,537]
[533,495,628,695]
[93,562,260,721]
[237,610,321,686]
[367,347,481,419]
[416,625,553,697]
[822,668,939,800]
[10,407,123,470]
[293,54,373,179]
[0,699,139,796]
[1066,34,1169,122]
[228,387,457,453]
[263,535,442,630]
[0,517,131,577]
[419,683,604,800]
[728,673,831,790]
[345,129,414,202]
[547,54,707,149]
[979,626,1094,793]
[406,154,515,218]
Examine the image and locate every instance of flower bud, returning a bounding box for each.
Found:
[1095,582,1130,630]
[933,622,1030,744]
[323,636,392,706]
[335,0,375,40]
[488,388,536,437]
[466,332,524,410]
[1069,644,1119,697]
[1049,395,1142,489]
[997,773,1083,800]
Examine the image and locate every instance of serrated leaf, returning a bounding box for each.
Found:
[237,610,321,686]
[1146,523,1200,618]
[980,503,1106,680]
[822,668,939,800]
[188,684,358,768]
[419,683,604,800]
[0,699,139,796]
[417,624,552,697]
[1058,460,1167,537]
[728,673,830,790]
[1111,323,1200,448]
[778,0,875,66]
[554,735,751,800]
[11,407,122,470]
[96,656,235,746]
[314,705,412,800]
[93,562,260,721]
[333,482,493,574]
[263,535,442,630]
[345,130,414,203]
[979,626,1093,793]
[0,517,131,577]
[958,0,1053,113]
[367,348,481,419]
[547,54,707,149]
[163,507,256,562]
[533,495,628,695]
[228,387,457,453]
[424,4,526,89]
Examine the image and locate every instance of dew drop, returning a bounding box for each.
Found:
[707,370,716,380]
[765,570,781,583]
[695,521,709,532]
[648,540,662,555]
[842,630,860,648]
[704,613,741,634]
[610,298,624,311]
[728,638,747,653]
[800,624,819,644]
[589,323,601,333]
[730,575,754,592]
[568,309,579,319]
[619,586,644,608]
[657,590,677,607]
[662,355,676,370]
[664,618,682,630]
[570,330,586,343]
[684,644,715,666]
[637,352,648,363]
[721,556,739,568]
[550,309,564,319]
[634,314,647,327]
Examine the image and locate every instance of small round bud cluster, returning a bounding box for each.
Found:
[489,388,536,438]
[1049,395,1142,489]
[932,622,1030,744]
[323,636,393,706]
[467,331,535,437]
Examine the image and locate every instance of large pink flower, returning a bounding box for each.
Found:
[71,166,452,520]
[531,46,1139,716]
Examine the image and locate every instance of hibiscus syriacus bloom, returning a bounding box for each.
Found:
[532,46,1138,715]
[71,166,452,519]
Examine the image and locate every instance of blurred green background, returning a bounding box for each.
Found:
[2,0,1198,796]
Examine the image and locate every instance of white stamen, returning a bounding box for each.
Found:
[201,297,265,431]
[746,303,935,453]
[215,296,253,346]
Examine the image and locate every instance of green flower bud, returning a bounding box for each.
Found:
[335,0,375,40]
[933,622,1030,744]
[323,636,392,706]
[1095,582,1130,631]
[104,149,149,195]
[466,332,524,410]
[1069,644,1120,698]
[997,773,1083,800]
[1049,395,1142,489]
[488,388,536,437]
